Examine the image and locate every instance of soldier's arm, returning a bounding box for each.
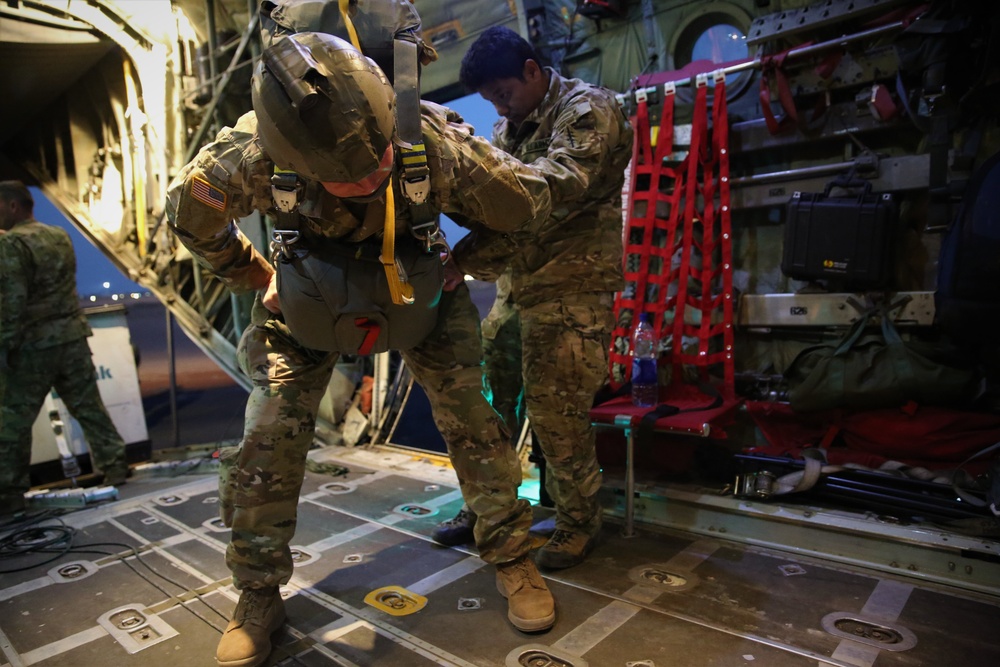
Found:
[529,90,631,205]
[164,117,274,294]
[0,238,29,354]
[429,105,551,234]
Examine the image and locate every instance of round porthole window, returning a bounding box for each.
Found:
[672,4,753,98]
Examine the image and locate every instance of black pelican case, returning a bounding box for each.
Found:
[781,178,898,289]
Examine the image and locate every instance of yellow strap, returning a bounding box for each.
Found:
[340,0,409,304]
[381,177,415,305]
[339,0,362,50]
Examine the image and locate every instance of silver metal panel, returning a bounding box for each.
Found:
[738,291,936,327]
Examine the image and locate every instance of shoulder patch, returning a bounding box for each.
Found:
[191,176,227,211]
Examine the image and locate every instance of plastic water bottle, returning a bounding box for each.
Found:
[631,312,658,407]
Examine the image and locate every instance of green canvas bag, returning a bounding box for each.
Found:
[785,304,979,412]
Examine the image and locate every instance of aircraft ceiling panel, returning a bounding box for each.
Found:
[0,39,115,146]
[199,0,521,101]
[411,0,522,101]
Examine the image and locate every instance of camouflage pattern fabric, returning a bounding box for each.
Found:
[521,292,614,533]
[455,70,633,536]
[482,271,524,439]
[167,101,551,589]
[454,69,633,310]
[0,220,126,504]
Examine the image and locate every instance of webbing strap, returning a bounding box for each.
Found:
[338,0,361,49]
[606,72,735,398]
[339,0,415,305]
[758,48,800,135]
[381,177,414,305]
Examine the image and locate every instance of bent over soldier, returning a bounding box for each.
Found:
[165,33,557,667]
[0,181,129,516]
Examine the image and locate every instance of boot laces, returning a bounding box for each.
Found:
[500,557,544,591]
[547,529,576,549]
[236,588,274,622]
[444,507,475,528]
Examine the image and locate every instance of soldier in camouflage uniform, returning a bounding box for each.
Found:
[0,181,129,516]
[436,26,633,570]
[165,33,558,667]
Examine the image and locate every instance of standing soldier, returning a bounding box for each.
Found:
[0,181,129,516]
[436,26,634,570]
[165,33,558,667]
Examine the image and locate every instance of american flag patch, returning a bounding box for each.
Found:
[191,176,227,211]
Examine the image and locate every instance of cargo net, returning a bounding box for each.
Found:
[609,73,735,397]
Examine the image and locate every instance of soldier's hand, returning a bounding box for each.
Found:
[442,257,465,292]
[262,273,282,314]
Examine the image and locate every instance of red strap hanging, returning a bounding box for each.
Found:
[608,73,735,396]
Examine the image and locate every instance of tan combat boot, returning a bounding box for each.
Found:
[535,527,599,570]
[495,555,556,632]
[216,587,286,667]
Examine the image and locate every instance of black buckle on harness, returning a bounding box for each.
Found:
[271,170,302,214]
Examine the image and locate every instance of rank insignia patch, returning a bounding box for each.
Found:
[191,177,227,211]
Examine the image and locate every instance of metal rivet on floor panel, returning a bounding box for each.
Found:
[201,516,229,532]
[47,560,98,583]
[97,605,179,654]
[628,564,699,592]
[289,546,319,565]
[153,494,187,507]
[821,612,917,651]
[363,586,427,616]
[457,597,483,611]
[504,644,588,667]
[392,503,438,518]
[320,481,356,494]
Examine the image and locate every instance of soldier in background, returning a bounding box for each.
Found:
[436,26,633,570]
[0,180,129,517]
[165,33,558,667]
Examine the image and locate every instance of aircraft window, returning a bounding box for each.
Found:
[692,24,748,68]
[674,11,752,97]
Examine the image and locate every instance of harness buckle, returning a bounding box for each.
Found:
[270,170,301,214]
[270,229,301,262]
[410,221,451,259]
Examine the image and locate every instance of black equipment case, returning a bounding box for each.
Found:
[781,178,898,289]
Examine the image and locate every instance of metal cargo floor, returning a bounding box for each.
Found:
[2,445,999,667]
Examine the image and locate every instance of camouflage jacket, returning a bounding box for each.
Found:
[0,219,91,352]
[453,68,632,309]
[165,101,552,294]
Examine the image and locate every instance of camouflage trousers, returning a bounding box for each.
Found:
[495,291,613,535]
[0,338,127,501]
[222,283,532,590]
[482,276,524,439]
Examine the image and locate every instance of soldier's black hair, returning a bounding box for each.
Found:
[459,25,540,92]
[0,180,34,209]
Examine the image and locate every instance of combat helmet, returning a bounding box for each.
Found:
[252,31,396,184]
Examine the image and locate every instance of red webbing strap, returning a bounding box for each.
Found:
[670,80,708,384]
[608,88,682,388]
[663,74,736,398]
[608,95,653,387]
[714,76,735,396]
[759,49,798,134]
